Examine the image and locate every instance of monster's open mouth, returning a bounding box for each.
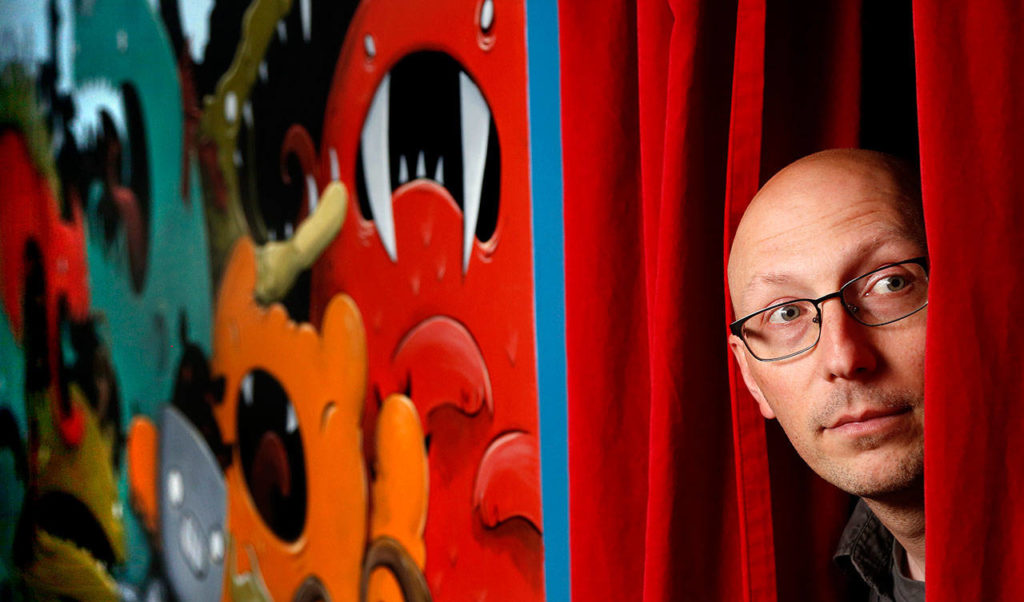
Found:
[35,491,118,570]
[236,369,308,542]
[355,51,501,269]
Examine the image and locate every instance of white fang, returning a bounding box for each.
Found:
[329,147,340,182]
[416,150,426,178]
[286,404,298,434]
[241,374,254,406]
[459,71,491,272]
[360,74,397,261]
[305,174,318,214]
[398,155,409,184]
[300,0,312,42]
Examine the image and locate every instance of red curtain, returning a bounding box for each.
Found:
[914,2,1024,600]
[561,0,742,599]
[559,0,651,598]
[562,0,1024,600]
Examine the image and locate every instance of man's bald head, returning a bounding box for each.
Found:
[728,149,924,315]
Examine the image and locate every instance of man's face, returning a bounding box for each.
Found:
[728,152,926,499]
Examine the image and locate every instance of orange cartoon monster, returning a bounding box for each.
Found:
[213,237,430,601]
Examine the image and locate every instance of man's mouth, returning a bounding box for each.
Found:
[826,406,913,435]
[355,51,501,270]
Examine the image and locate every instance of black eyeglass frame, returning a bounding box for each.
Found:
[729,256,930,362]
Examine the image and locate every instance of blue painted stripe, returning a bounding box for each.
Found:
[524,1,569,599]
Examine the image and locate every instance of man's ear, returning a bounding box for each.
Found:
[728,336,776,420]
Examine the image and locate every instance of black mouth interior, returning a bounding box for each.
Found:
[355,51,501,243]
[236,369,307,541]
[35,491,117,569]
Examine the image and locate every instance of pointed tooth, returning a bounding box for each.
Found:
[459,71,491,272]
[329,147,340,181]
[434,156,444,185]
[259,61,269,82]
[398,155,409,184]
[415,151,426,178]
[276,21,287,43]
[286,404,298,434]
[284,221,294,238]
[359,74,397,261]
[305,174,318,214]
[299,0,312,42]
[242,373,254,406]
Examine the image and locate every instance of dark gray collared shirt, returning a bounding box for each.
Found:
[834,500,925,602]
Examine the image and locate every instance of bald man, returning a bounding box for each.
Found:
[727,150,926,601]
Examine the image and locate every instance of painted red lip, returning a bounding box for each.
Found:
[827,406,911,430]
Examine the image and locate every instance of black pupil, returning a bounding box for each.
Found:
[236,369,307,541]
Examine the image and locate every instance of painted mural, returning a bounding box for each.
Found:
[0,0,554,599]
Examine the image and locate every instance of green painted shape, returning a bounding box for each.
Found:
[73,0,215,587]
[0,310,26,588]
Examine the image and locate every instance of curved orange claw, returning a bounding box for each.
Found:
[367,393,429,602]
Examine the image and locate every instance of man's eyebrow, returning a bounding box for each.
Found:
[745,272,796,296]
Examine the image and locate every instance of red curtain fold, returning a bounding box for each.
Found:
[639,0,741,600]
[914,2,1024,600]
[561,0,739,599]
[559,1,651,599]
[723,0,774,600]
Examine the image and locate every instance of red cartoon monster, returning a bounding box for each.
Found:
[312,0,544,599]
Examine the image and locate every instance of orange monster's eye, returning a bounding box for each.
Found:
[236,369,308,541]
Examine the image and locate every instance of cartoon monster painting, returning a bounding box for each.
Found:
[212,237,430,600]
[313,0,545,599]
[2,0,560,598]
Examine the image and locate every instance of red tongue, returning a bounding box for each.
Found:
[473,431,543,532]
[389,316,493,423]
[250,431,291,519]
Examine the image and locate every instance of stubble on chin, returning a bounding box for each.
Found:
[801,387,925,498]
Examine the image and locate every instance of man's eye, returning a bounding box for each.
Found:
[768,304,803,324]
[871,275,908,294]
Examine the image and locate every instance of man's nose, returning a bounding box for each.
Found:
[816,298,878,380]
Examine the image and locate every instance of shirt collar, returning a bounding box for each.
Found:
[834,499,895,597]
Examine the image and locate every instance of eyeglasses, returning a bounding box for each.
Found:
[729,257,929,362]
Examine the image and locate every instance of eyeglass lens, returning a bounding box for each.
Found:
[740,261,928,361]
